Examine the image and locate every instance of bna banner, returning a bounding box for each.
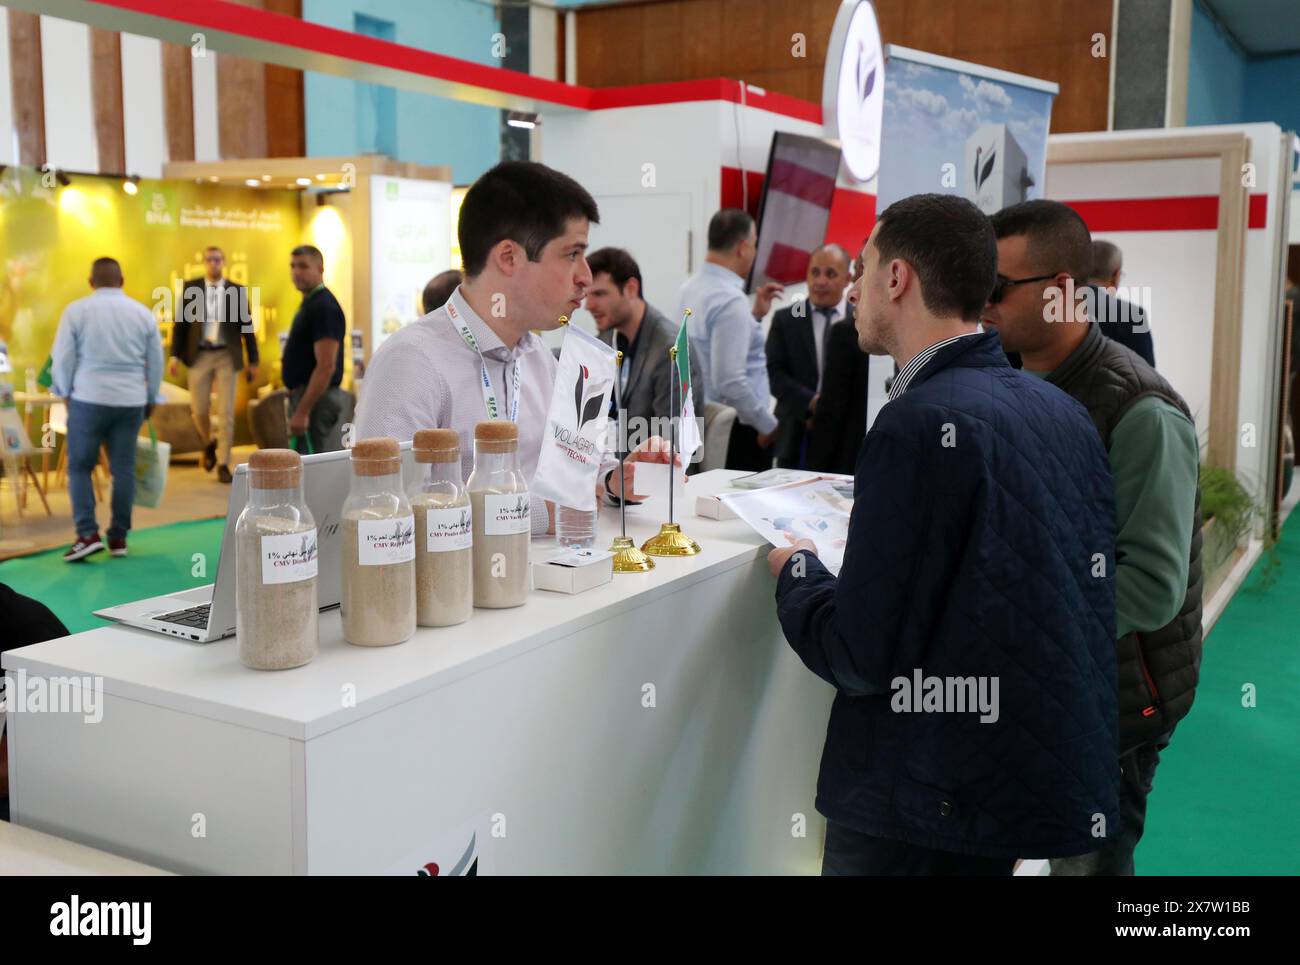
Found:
[532,325,618,513]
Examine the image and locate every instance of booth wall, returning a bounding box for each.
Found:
[302,0,502,183]
[1187,1,1300,135]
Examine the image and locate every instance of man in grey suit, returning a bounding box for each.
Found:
[586,248,703,459]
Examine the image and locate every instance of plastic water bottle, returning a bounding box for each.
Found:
[556,505,595,549]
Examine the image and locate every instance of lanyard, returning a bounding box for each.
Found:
[446,297,521,423]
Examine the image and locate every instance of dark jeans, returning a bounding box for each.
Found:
[822,821,1016,876]
[1050,729,1173,876]
[66,399,145,541]
[725,420,774,472]
[288,385,348,454]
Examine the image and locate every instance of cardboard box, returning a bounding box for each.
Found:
[532,550,614,594]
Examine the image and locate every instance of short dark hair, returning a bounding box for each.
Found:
[707,208,754,252]
[90,257,122,287]
[422,269,462,314]
[458,161,599,277]
[1090,239,1122,281]
[291,244,324,266]
[873,193,997,321]
[989,200,1093,284]
[586,247,644,299]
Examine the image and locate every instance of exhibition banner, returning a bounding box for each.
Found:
[876,47,1057,214]
[370,175,453,349]
[0,167,303,388]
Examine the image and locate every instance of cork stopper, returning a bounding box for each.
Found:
[248,448,301,489]
[474,420,518,454]
[350,436,402,476]
[413,428,460,464]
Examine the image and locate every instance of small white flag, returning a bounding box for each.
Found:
[532,325,618,513]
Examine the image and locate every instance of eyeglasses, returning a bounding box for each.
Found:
[989,272,1059,304]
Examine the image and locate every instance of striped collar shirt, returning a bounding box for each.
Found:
[887,332,981,401]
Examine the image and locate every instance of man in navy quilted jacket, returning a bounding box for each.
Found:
[768,194,1120,875]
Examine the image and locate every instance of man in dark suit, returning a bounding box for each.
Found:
[806,318,869,474]
[766,243,852,468]
[1088,239,1155,368]
[586,248,703,458]
[170,245,259,482]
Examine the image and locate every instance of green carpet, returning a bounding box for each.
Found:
[1136,510,1300,874]
[0,518,224,634]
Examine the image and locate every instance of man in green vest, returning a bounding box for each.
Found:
[982,200,1202,876]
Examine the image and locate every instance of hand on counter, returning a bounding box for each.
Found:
[603,436,683,502]
[768,539,818,578]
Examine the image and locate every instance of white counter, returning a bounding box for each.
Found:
[3,470,835,874]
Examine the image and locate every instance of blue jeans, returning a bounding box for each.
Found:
[66,400,145,541]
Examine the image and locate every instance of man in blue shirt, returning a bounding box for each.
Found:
[50,257,163,562]
[679,209,783,471]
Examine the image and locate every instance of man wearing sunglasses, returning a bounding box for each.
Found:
[984,199,1201,877]
[766,193,1119,875]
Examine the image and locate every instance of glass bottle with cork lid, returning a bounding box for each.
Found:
[409,427,473,627]
[341,436,416,646]
[235,448,319,670]
[467,420,531,608]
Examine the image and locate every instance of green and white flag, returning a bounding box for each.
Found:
[674,314,702,460]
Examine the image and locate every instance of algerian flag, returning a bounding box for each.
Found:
[675,313,702,461]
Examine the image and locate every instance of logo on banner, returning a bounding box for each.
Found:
[416,833,478,876]
[574,365,610,432]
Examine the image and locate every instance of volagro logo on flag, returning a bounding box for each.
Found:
[533,326,618,513]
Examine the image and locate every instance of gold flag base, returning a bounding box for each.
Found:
[610,535,655,572]
[641,522,701,557]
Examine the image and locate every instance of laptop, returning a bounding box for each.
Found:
[95,444,417,642]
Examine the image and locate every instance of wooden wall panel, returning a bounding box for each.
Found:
[576,0,1115,134]
[90,28,126,174]
[7,10,46,168]
[217,53,268,159]
[263,0,304,157]
[161,42,195,163]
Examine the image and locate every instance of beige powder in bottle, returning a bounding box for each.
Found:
[341,510,416,646]
[471,489,529,608]
[412,493,473,626]
[235,515,318,670]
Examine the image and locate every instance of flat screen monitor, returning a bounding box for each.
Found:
[747,133,841,294]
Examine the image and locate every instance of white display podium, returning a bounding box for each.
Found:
[3,470,835,875]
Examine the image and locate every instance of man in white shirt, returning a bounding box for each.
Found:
[170,246,259,483]
[356,161,664,536]
[766,243,853,468]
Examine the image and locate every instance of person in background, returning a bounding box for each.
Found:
[680,209,784,471]
[985,200,1201,876]
[768,194,1119,875]
[282,245,347,453]
[767,244,853,468]
[805,313,869,475]
[422,269,463,315]
[0,583,70,821]
[1286,272,1299,454]
[354,161,666,535]
[50,257,163,562]
[170,245,259,483]
[1087,239,1155,368]
[586,247,703,445]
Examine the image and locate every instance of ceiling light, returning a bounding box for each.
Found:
[296,177,311,186]
[245,178,260,187]
[506,111,539,129]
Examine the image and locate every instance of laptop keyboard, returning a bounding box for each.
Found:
[155,603,211,629]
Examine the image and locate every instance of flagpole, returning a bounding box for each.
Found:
[616,350,628,540]
[641,310,701,558]
[609,348,653,572]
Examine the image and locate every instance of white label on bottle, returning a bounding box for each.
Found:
[426,504,473,552]
[483,492,530,535]
[357,515,416,565]
[261,530,319,585]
